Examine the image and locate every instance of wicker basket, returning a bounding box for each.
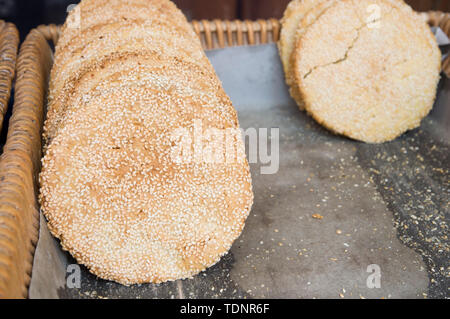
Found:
[0,13,449,298]
[0,21,19,138]
[0,21,20,298]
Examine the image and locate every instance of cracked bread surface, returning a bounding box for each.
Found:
[279,0,330,110]
[292,0,441,143]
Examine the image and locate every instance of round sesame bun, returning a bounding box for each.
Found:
[279,0,406,111]
[48,21,212,117]
[279,0,331,110]
[46,23,217,146]
[41,0,253,284]
[50,0,196,109]
[292,0,441,143]
[57,0,189,51]
[45,55,227,146]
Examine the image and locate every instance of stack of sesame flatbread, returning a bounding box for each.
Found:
[40,0,253,285]
[279,0,441,143]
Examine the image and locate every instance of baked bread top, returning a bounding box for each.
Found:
[279,0,330,110]
[279,0,325,82]
[45,21,215,145]
[45,54,227,146]
[57,0,190,51]
[292,0,441,143]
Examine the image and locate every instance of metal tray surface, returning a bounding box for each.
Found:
[29,43,449,299]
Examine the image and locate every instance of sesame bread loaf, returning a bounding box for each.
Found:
[40,0,253,284]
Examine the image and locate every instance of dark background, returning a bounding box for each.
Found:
[1,0,449,41]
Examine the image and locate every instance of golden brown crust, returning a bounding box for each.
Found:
[57,0,189,51]
[50,0,195,107]
[49,19,210,104]
[54,0,192,66]
[292,0,441,143]
[45,55,228,147]
[46,22,217,145]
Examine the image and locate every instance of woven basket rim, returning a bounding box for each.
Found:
[0,20,20,299]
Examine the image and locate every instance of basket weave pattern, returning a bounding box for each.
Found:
[0,21,20,298]
[0,26,44,299]
[0,14,449,298]
[0,22,19,134]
